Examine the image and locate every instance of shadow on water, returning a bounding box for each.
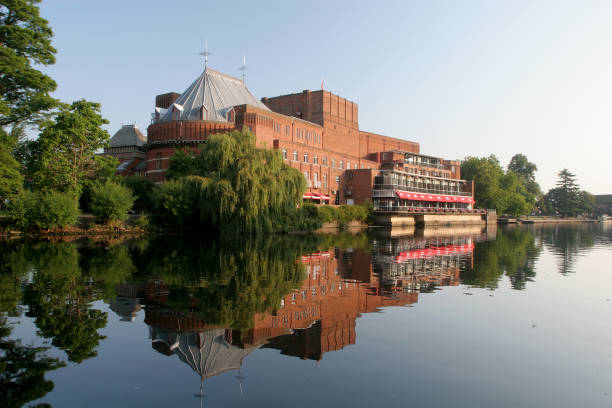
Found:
[0,223,606,406]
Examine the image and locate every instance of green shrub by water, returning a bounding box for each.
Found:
[89,181,134,223]
[8,191,79,230]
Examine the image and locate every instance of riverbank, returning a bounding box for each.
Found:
[0,214,149,238]
[498,216,598,224]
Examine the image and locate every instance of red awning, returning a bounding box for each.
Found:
[303,192,331,201]
[395,190,475,204]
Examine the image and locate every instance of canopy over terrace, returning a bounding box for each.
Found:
[303,192,330,202]
[395,190,475,204]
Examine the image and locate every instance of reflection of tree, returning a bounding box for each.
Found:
[461,227,541,290]
[537,225,596,275]
[79,244,136,302]
[0,241,30,316]
[23,242,108,363]
[134,235,310,329]
[0,317,65,408]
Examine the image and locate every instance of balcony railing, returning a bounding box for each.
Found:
[372,184,471,196]
[373,206,485,214]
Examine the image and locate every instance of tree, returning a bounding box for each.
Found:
[508,153,541,197]
[27,100,116,194]
[0,0,59,127]
[0,129,23,205]
[162,129,306,233]
[461,155,536,216]
[89,181,134,223]
[543,168,585,217]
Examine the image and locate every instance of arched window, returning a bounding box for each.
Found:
[282,149,287,160]
[293,151,298,161]
[303,153,308,163]
[314,155,318,164]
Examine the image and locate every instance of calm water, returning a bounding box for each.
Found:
[1,224,612,407]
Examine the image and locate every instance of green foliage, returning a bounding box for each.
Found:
[162,129,306,234]
[315,203,372,225]
[461,154,535,216]
[132,234,309,329]
[27,100,113,194]
[0,129,23,204]
[89,181,134,223]
[542,169,593,217]
[23,242,108,363]
[7,190,78,230]
[121,175,158,213]
[0,318,65,408]
[152,176,205,229]
[166,148,196,180]
[508,153,541,197]
[461,227,541,290]
[0,0,59,127]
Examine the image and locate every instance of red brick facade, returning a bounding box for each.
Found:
[141,74,472,206]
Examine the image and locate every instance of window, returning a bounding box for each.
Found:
[293,151,298,161]
[156,152,162,170]
[303,153,308,163]
[314,155,318,164]
[336,176,340,183]
[282,149,287,160]
[346,161,350,169]
[323,174,327,189]
[323,156,327,166]
[304,171,309,180]
[314,172,319,184]
[331,158,336,168]
[339,160,343,169]
[354,163,358,169]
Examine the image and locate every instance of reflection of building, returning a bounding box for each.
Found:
[372,235,477,293]
[149,327,258,379]
[109,235,480,379]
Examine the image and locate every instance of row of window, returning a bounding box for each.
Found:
[296,128,321,144]
[282,149,359,170]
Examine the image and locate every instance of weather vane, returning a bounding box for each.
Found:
[198,40,211,68]
[238,56,248,84]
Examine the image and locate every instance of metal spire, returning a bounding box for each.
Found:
[238,56,248,84]
[198,40,211,69]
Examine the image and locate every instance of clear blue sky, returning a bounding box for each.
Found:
[39,0,612,194]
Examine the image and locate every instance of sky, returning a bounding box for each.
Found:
[38,0,612,194]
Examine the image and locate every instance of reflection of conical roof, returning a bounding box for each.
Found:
[150,327,259,379]
[110,124,147,147]
[158,67,270,122]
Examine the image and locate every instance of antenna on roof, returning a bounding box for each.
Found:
[238,56,248,84]
[198,40,211,69]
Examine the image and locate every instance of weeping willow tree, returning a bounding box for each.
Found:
[159,129,307,234]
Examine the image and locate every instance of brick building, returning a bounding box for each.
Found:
[109,62,476,210]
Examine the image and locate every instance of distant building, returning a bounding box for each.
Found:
[595,195,612,215]
[104,124,147,176]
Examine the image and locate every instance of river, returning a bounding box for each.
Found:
[1,223,611,407]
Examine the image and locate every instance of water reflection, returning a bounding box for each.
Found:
[1,223,609,406]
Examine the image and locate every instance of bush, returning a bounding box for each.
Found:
[121,175,158,213]
[8,190,79,230]
[317,205,338,223]
[90,182,134,223]
[151,176,203,229]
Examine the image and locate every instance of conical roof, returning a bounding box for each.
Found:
[157,67,270,122]
[110,124,147,147]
